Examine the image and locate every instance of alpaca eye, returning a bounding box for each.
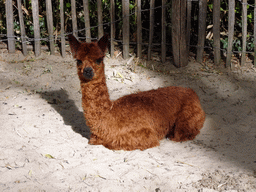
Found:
[96,58,102,65]
[77,60,82,66]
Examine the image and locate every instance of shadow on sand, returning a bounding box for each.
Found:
[40,89,91,139]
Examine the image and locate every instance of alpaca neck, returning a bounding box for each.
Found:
[80,74,112,120]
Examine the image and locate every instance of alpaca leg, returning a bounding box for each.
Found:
[88,134,104,145]
[169,103,205,142]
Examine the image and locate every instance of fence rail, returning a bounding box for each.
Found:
[0,0,256,68]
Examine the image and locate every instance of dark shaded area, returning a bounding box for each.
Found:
[40,89,91,139]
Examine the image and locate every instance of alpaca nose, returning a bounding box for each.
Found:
[83,67,94,79]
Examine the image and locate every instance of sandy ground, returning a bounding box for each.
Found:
[0,48,256,192]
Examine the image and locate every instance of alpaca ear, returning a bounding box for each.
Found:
[97,34,109,53]
[68,34,81,58]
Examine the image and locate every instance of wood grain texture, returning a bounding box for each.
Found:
[213,0,220,65]
[71,0,78,37]
[226,0,235,68]
[31,0,41,57]
[6,0,15,53]
[147,0,155,60]
[161,0,166,63]
[196,0,207,63]
[122,0,129,59]
[180,0,188,67]
[83,0,91,42]
[17,0,27,56]
[137,0,142,58]
[241,0,247,66]
[172,0,180,67]
[46,0,55,55]
[60,0,66,57]
[97,0,104,39]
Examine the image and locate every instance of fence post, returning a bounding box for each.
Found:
[46,0,55,55]
[17,0,27,56]
[241,0,247,66]
[97,0,104,39]
[187,0,192,49]
[172,0,180,67]
[110,0,115,57]
[180,0,188,67]
[213,0,220,65]
[60,0,66,57]
[71,0,78,37]
[196,0,207,63]
[137,0,142,58]
[254,0,256,66]
[31,0,41,57]
[161,0,166,63]
[5,0,15,53]
[172,0,188,67]
[122,0,130,59]
[83,0,91,42]
[226,0,235,68]
[147,0,155,60]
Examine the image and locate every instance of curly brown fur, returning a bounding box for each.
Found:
[68,34,205,151]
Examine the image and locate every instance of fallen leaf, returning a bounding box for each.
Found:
[45,154,55,159]
[28,170,32,176]
[117,72,124,78]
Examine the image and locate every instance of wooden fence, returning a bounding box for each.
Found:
[2,0,256,68]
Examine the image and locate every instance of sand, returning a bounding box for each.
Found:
[0,49,256,192]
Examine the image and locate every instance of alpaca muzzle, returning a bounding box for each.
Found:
[83,67,94,80]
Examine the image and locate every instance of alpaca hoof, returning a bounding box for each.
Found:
[88,134,102,145]
[88,138,97,145]
[88,139,99,145]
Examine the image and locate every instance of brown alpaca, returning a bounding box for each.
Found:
[68,34,205,151]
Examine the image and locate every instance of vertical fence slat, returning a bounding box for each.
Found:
[46,0,55,55]
[172,0,187,67]
[161,0,166,63]
[17,0,27,56]
[196,0,207,63]
[172,0,180,67]
[187,0,192,49]
[112,0,116,39]
[60,0,65,57]
[31,0,41,57]
[83,0,91,42]
[254,0,256,66]
[137,0,142,58]
[147,0,155,60]
[6,0,15,53]
[241,0,247,66]
[180,0,188,67]
[122,0,129,59]
[226,0,235,68]
[213,0,220,65]
[71,0,78,37]
[110,0,115,57]
[97,0,104,38]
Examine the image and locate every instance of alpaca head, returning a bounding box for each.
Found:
[68,34,109,82]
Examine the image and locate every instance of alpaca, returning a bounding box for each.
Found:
[68,34,205,151]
